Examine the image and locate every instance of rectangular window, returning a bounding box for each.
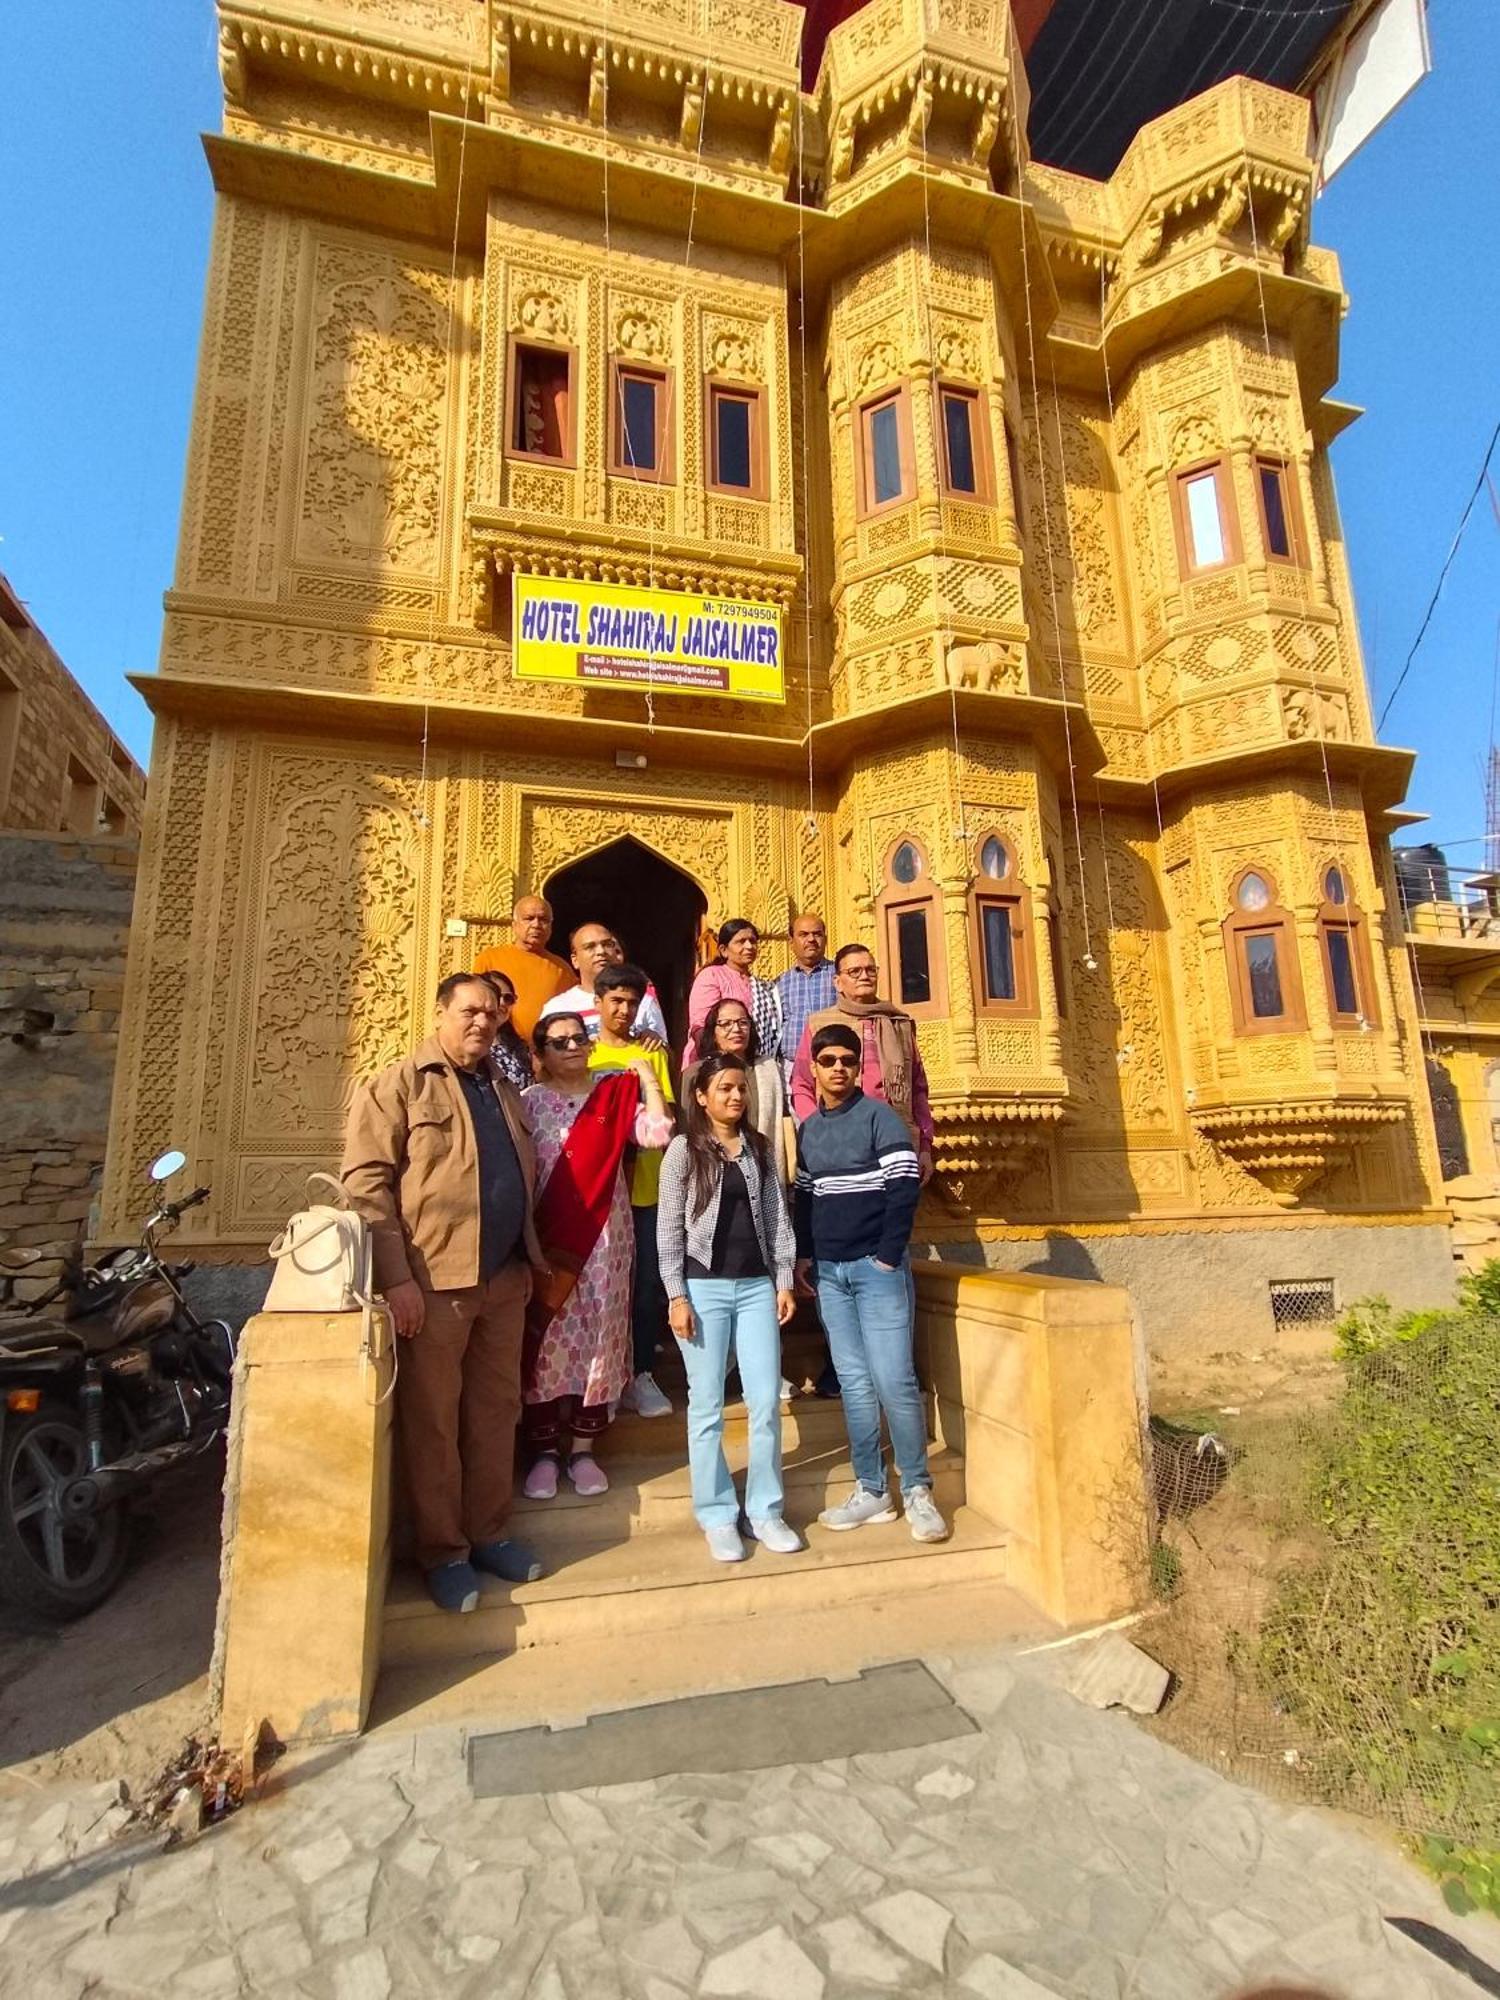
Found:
[979,900,1017,1003]
[894,907,932,1006]
[1325,925,1358,1016]
[939,387,983,497]
[1181,467,1229,569]
[510,344,572,462]
[1256,457,1302,563]
[609,363,672,482]
[1243,932,1285,1019]
[858,389,912,516]
[707,383,764,496]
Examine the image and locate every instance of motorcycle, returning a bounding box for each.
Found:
[0,1148,236,1620]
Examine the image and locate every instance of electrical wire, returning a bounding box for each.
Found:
[1377,417,1500,731]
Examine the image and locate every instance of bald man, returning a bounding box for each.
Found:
[473,895,572,1039]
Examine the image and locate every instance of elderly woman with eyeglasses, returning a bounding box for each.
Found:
[520,1010,672,1499]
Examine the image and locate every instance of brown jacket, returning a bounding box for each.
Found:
[341,1035,544,1293]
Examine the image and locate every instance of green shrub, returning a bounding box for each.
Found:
[1259,1300,1500,1838]
[1458,1258,1500,1320]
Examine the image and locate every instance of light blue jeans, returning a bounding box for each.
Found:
[813,1255,931,1498]
[681,1277,785,1528]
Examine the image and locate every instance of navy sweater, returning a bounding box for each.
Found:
[794,1090,921,1268]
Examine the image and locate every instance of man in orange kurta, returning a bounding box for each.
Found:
[473,895,571,1039]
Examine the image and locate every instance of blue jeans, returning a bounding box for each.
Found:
[813,1255,930,1498]
[681,1277,784,1528]
[631,1205,666,1375]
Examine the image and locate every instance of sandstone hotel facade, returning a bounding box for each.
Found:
[101,0,1451,1356]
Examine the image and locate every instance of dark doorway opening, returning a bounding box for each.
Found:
[544,837,706,1051]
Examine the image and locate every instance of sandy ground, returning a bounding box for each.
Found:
[0,1451,223,1803]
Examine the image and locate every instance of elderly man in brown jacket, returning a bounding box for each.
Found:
[343,972,546,1615]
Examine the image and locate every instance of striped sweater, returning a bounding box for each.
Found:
[793,1090,921,1269]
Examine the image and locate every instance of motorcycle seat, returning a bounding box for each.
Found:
[0,1314,130,1357]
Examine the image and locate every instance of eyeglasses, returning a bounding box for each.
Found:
[814,1053,859,1070]
[544,1033,590,1051]
[843,963,878,976]
[493,991,517,1007]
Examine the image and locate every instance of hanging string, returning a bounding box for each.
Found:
[416,30,479,829]
[794,94,818,856]
[913,61,969,845]
[1247,160,1372,1028]
[1016,164,1096,969]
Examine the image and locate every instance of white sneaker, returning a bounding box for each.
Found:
[904,1487,949,1543]
[779,1376,796,1405]
[704,1523,746,1563]
[622,1371,672,1418]
[750,1516,803,1554]
[818,1482,899,1531]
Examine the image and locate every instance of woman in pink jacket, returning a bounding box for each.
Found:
[683,918,782,1066]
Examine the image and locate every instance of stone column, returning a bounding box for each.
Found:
[212,1310,395,1747]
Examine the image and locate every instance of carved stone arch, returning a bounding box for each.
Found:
[521,799,731,917]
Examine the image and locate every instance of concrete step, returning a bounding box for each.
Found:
[509,1441,966,1537]
[371,1572,1051,1735]
[382,1504,1008,1668]
[600,1388,852,1460]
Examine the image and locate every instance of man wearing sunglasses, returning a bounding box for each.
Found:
[793,1023,948,1543]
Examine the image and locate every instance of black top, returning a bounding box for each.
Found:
[686,1155,767,1282]
[454,1064,526,1281]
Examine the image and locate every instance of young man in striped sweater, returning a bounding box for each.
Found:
[793,1022,949,1543]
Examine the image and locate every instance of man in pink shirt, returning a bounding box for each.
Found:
[790,944,934,1183]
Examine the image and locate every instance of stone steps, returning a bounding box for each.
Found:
[382,1503,1011,1667]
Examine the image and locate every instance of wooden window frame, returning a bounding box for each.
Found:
[968,831,1036,1017]
[936,382,993,502]
[703,378,768,499]
[1253,454,1306,567]
[1222,866,1305,1036]
[505,335,578,468]
[875,836,945,1021]
[609,359,675,483]
[1317,864,1379,1028]
[1171,457,1240,577]
[856,384,916,519]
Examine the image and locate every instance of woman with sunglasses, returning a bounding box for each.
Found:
[657,1052,801,1563]
[520,1011,672,1498]
[480,973,533,1091]
[683,918,781,1067]
[682,997,784,1169]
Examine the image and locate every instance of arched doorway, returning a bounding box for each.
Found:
[544,837,707,1050]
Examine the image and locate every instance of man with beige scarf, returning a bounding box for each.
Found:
[789,944,934,1183]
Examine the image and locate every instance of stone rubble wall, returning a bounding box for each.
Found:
[1442,1172,1500,1275]
[0,832,137,1306]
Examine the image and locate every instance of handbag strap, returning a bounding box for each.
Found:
[305,1171,351,1207]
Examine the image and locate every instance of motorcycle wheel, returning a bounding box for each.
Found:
[0,1404,130,1620]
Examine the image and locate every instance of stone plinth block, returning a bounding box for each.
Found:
[213,1310,394,1746]
[914,1264,1149,1627]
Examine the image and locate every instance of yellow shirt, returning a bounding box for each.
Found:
[472,943,571,1041]
[588,1042,676,1206]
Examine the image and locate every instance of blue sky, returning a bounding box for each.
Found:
[0,2,1493,852]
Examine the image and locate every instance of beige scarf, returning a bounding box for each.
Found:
[807,998,917,1144]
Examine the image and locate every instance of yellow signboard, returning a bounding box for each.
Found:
[514,575,784,704]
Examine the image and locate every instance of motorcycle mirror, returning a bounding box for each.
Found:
[148,1148,188,1183]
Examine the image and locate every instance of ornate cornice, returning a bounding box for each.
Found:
[1191,1097,1407,1208]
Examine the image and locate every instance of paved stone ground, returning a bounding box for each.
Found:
[0,1646,1494,2000]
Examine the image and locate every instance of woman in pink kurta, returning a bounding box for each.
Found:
[683,918,782,1065]
[521,1012,672,1498]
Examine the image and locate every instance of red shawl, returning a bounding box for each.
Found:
[524,1069,640,1372]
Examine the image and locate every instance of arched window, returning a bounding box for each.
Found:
[1317,864,1378,1027]
[969,832,1035,1015]
[876,837,943,1017]
[1222,866,1304,1034]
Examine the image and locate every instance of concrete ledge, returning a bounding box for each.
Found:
[915,1261,1149,1628]
[212,1309,394,1747]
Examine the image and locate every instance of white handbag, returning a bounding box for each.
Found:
[266,1173,372,1314]
[265,1173,396,1405]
